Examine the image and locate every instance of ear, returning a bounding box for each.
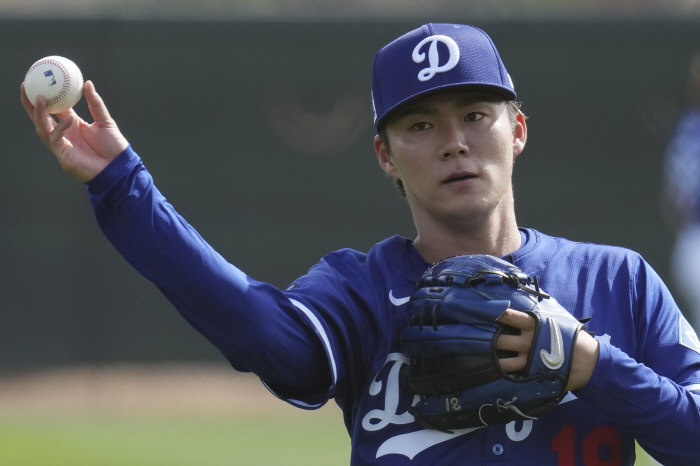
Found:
[374,134,400,180]
[513,112,527,158]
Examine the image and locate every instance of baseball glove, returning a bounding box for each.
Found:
[399,254,590,432]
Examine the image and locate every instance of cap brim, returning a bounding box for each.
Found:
[375,83,516,130]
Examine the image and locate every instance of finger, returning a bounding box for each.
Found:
[48,113,74,148]
[33,95,58,143]
[55,107,79,123]
[496,333,532,353]
[499,355,527,373]
[497,308,536,331]
[83,81,113,123]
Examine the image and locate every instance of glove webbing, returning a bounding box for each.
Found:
[418,269,551,303]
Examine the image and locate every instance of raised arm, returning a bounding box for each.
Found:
[22,80,333,405]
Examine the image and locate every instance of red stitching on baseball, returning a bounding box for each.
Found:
[25,58,72,108]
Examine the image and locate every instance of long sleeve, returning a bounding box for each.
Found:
[576,342,700,466]
[86,146,332,404]
[574,255,700,466]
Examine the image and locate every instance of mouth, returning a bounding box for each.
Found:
[443,172,477,184]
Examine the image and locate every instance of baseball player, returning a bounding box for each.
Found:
[22,23,700,465]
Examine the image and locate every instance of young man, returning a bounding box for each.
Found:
[22,23,700,465]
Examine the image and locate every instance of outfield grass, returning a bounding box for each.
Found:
[0,414,661,465]
[0,414,350,466]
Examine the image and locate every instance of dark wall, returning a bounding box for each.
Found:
[3,19,698,369]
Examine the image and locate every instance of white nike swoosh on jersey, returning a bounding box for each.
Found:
[540,316,565,370]
[389,291,410,306]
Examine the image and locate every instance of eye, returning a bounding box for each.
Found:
[411,122,433,131]
[465,112,484,122]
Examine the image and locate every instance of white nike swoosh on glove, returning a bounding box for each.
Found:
[540,316,564,370]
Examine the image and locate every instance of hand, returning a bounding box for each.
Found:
[496,308,599,391]
[21,80,129,182]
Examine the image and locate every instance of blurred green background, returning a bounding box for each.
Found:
[1,415,351,466]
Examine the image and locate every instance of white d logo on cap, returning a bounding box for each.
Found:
[412,35,460,82]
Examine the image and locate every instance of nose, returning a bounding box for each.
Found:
[443,148,467,158]
[439,124,468,159]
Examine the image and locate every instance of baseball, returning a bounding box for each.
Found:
[24,56,84,114]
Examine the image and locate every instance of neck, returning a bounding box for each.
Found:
[411,207,521,264]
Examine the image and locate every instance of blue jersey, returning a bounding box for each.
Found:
[88,146,700,466]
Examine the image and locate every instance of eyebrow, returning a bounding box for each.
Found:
[390,92,503,122]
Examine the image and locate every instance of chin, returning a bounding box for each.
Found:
[440,204,492,226]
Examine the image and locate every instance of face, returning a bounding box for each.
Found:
[374,90,526,229]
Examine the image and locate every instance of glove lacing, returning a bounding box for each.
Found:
[478,397,538,426]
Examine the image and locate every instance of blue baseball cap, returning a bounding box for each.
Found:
[371,23,516,130]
